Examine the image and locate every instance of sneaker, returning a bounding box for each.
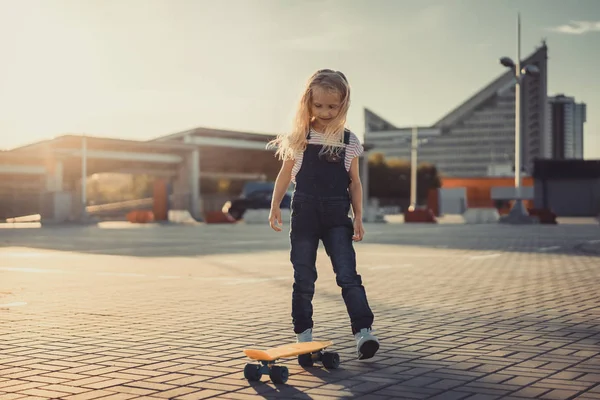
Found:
[296,328,313,343]
[354,328,379,360]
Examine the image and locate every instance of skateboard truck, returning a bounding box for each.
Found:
[244,361,289,384]
[297,349,340,368]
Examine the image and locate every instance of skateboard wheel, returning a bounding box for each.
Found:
[322,352,340,369]
[269,365,289,384]
[298,353,314,367]
[244,363,262,381]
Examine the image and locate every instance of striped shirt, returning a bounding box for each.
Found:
[291,128,364,183]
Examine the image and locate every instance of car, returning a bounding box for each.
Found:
[222,182,292,221]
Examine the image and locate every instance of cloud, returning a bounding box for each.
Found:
[548,20,600,35]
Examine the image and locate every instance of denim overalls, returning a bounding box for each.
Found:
[290,129,374,335]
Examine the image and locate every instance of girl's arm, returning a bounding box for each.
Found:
[271,159,294,209]
[269,159,294,231]
[348,157,363,221]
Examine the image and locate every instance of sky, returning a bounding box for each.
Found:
[1,0,599,158]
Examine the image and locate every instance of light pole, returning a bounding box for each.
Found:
[409,126,417,211]
[408,126,429,212]
[499,13,539,223]
[81,135,88,220]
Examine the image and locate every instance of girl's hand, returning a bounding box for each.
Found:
[352,218,365,241]
[269,207,283,232]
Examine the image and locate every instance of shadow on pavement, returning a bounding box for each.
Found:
[239,309,600,399]
[245,380,315,399]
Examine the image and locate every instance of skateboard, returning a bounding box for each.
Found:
[242,340,340,384]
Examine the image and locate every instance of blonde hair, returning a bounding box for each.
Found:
[267,69,351,161]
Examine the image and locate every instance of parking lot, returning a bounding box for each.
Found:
[1,221,599,399]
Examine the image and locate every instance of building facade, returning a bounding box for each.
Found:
[533,159,600,217]
[546,94,587,159]
[365,42,550,178]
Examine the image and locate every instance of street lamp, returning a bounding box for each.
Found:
[81,135,88,220]
[498,13,539,223]
[408,126,429,212]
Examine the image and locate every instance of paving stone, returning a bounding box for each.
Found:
[1,223,599,399]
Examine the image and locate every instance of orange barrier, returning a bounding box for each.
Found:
[527,208,557,224]
[404,208,437,223]
[127,210,155,223]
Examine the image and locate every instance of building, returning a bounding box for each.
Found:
[0,125,371,223]
[0,128,281,222]
[533,159,600,217]
[365,41,549,178]
[546,94,587,159]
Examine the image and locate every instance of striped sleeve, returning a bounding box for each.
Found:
[347,132,364,159]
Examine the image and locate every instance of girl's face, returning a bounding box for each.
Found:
[310,86,342,129]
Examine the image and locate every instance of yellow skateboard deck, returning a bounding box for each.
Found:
[243,340,333,362]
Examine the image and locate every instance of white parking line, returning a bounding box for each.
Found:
[0,250,86,258]
[468,253,501,260]
[0,302,27,308]
[0,267,66,273]
[538,246,561,252]
[96,272,147,277]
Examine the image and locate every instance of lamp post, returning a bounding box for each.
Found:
[408,126,429,212]
[409,126,417,211]
[499,13,539,223]
[81,135,88,220]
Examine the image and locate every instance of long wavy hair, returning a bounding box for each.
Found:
[267,69,351,161]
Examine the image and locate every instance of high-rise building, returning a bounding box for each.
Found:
[365,42,549,177]
[546,94,587,159]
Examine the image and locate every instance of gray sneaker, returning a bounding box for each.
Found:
[354,328,379,360]
[296,328,313,343]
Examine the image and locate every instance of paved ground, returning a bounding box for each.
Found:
[1,220,599,400]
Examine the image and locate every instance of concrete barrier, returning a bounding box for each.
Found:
[168,209,198,224]
[463,208,500,224]
[362,199,386,223]
[364,206,386,223]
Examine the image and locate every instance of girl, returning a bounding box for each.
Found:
[267,69,379,360]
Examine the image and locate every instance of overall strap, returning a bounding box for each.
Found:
[343,129,351,145]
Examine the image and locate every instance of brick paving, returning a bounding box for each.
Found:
[1,221,599,399]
